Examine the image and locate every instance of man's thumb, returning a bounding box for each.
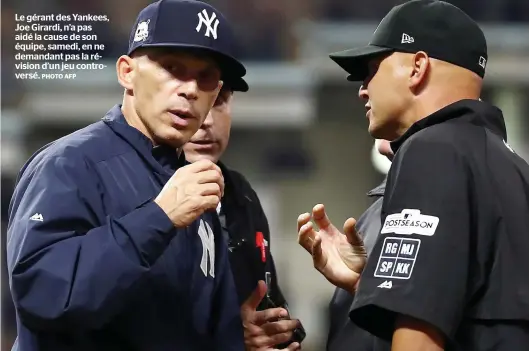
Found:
[343,217,362,246]
[242,280,267,311]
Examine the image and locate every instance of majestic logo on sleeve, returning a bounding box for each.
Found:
[198,219,215,278]
[381,209,439,236]
[30,213,44,221]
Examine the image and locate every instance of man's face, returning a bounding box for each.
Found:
[184,87,233,163]
[358,53,412,140]
[130,49,222,148]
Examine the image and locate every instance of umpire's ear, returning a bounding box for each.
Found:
[116,55,135,91]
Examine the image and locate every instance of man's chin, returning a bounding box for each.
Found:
[368,123,397,142]
[184,150,218,164]
[368,123,383,139]
[153,128,192,149]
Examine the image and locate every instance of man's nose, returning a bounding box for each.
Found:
[201,110,214,128]
[178,79,199,100]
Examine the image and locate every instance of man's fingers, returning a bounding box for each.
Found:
[312,204,335,232]
[246,336,300,350]
[267,331,295,347]
[297,221,317,254]
[245,334,286,349]
[201,195,221,211]
[184,159,221,173]
[198,183,222,197]
[284,342,301,350]
[242,280,267,314]
[263,342,301,351]
[253,307,288,325]
[196,169,223,184]
[343,217,363,246]
[312,235,326,269]
[297,213,311,232]
[261,319,299,336]
[195,169,224,197]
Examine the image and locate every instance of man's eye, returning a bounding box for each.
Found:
[163,63,183,74]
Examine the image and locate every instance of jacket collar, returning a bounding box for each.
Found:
[390,99,506,153]
[102,104,187,175]
[367,177,386,197]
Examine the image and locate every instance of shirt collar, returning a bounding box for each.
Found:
[390,99,506,153]
[367,177,386,197]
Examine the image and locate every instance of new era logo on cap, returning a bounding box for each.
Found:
[401,33,414,44]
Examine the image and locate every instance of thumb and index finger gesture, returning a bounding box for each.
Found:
[297,204,363,255]
[297,204,366,291]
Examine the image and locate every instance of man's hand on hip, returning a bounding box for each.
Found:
[155,159,224,227]
[241,281,301,351]
[297,204,366,294]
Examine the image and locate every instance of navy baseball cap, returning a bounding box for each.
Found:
[128,0,248,92]
[329,0,488,82]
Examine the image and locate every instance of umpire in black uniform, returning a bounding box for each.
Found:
[297,1,529,350]
[184,84,305,350]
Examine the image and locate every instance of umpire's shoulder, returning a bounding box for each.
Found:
[400,120,483,160]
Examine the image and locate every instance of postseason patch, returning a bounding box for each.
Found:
[381,209,439,236]
[374,237,420,280]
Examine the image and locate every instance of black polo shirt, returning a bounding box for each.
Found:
[350,99,529,350]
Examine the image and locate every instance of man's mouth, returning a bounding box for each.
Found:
[191,140,215,145]
[170,109,194,120]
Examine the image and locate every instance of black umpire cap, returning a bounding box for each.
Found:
[329,0,488,82]
[128,0,248,92]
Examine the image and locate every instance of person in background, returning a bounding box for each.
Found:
[184,84,306,351]
[326,139,392,351]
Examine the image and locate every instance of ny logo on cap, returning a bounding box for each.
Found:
[196,9,219,40]
[401,33,414,44]
[134,19,150,42]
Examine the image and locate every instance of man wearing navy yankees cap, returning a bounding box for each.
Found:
[7,1,252,350]
[297,1,529,350]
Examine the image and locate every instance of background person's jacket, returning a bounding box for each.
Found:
[7,105,244,351]
[218,163,306,346]
[326,179,390,351]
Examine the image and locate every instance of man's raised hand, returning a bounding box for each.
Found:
[297,204,367,293]
[155,159,224,227]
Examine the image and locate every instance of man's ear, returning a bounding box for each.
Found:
[408,51,430,91]
[116,55,135,91]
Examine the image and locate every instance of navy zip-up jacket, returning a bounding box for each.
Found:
[7,105,244,351]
